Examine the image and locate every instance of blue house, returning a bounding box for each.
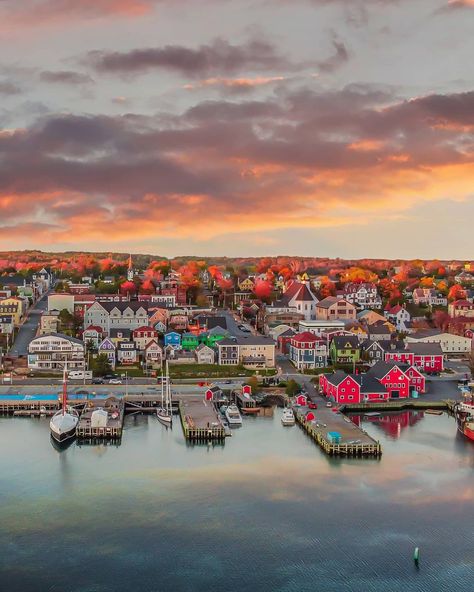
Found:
[164,331,181,349]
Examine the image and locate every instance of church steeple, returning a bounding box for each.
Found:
[127,254,134,281]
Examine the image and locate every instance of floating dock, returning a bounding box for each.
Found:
[76,397,124,440]
[295,407,382,457]
[179,397,225,442]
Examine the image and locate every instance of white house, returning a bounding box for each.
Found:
[28,333,85,371]
[384,304,411,332]
[195,343,216,364]
[343,283,382,309]
[406,330,472,354]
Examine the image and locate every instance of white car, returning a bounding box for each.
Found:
[326,402,332,408]
[109,378,123,384]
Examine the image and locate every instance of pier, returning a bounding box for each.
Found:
[76,397,124,440]
[179,397,225,442]
[295,406,382,457]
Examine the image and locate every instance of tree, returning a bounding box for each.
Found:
[285,379,300,397]
[90,354,112,376]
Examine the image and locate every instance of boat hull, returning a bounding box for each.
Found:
[50,411,79,443]
[157,408,172,426]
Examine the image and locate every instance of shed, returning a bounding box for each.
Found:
[91,408,108,428]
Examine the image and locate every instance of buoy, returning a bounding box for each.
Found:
[413,547,420,563]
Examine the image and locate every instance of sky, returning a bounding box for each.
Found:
[0,0,473,259]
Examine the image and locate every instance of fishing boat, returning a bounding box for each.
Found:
[225,404,242,426]
[157,361,172,427]
[281,408,295,426]
[50,370,79,444]
[454,395,474,442]
[425,409,443,416]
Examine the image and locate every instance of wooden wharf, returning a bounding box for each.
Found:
[295,407,382,457]
[76,397,124,440]
[179,397,225,442]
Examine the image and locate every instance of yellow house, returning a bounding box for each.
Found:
[0,297,25,326]
[238,278,255,292]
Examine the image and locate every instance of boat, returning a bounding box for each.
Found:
[425,409,443,416]
[157,361,173,427]
[281,408,295,426]
[225,404,242,426]
[240,406,262,415]
[454,397,474,442]
[364,412,381,417]
[50,370,79,444]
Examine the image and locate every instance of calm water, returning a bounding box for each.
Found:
[0,409,473,592]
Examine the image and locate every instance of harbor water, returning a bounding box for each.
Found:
[0,410,473,591]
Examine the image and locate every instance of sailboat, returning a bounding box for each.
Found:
[157,361,172,427]
[50,369,79,444]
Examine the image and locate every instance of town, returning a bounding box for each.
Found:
[0,252,472,452]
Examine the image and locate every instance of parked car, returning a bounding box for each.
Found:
[326,402,332,408]
[308,401,318,409]
[109,378,122,384]
[92,378,104,384]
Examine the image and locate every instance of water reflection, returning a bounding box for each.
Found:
[350,410,425,440]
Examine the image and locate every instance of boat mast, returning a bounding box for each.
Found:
[62,368,67,416]
[166,360,171,412]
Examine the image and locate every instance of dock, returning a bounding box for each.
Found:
[295,406,382,457]
[76,397,124,440]
[179,397,225,442]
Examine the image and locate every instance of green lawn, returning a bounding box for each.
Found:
[167,364,276,378]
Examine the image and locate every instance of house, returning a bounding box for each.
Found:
[110,328,132,344]
[28,333,85,371]
[268,323,294,341]
[217,338,240,365]
[164,331,181,349]
[367,323,392,342]
[343,283,382,309]
[361,340,386,365]
[0,300,21,326]
[366,361,411,399]
[200,327,229,348]
[84,301,149,334]
[98,337,116,368]
[329,335,360,365]
[319,372,363,404]
[181,333,200,351]
[384,304,411,331]
[132,326,158,351]
[289,332,327,370]
[116,341,138,365]
[412,288,447,307]
[316,297,356,321]
[270,280,318,321]
[168,312,188,332]
[448,300,474,318]
[0,315,14,335]
[385,342,444,373]
[194,343,216,364]
[406,330,472,355]
[263,310,305,334]
[238,277,255,292]
[455,270,474,285]
[167,349,195,364]
[237,336,276,368]
[144,340,163,368]
[82,325,105,349]
[344,321,368,341]
[39,311,60,335]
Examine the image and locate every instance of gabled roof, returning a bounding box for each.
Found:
[332,335,359,349]
[291,331,318,343]
[406,342,443,356]
[325,370,357,386]
[367,360,406,380]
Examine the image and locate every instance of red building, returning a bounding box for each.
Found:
[319,360,424,404]
[277,329,295,354]
[384,343,444,374]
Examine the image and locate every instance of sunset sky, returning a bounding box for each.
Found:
[0,0,473,258]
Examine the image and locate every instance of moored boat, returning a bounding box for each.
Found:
[454,398,474,442]
[225,404,242,426]
[157,361,173,427]
[281,408,295,426]
[50,370,79,444]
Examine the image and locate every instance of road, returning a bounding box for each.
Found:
[221,309,259,338]
[10,294,49,356]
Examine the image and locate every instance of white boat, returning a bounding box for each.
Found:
[281,408,295,426]
[225,404,242,426]
[157,361,173,427]
[50,370,79,444]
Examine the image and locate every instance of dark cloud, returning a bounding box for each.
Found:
[86,39,297,78]
[317,38,350,73]
[0,81,21,95]
[40,70,94,85]
[0,86,472,240]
